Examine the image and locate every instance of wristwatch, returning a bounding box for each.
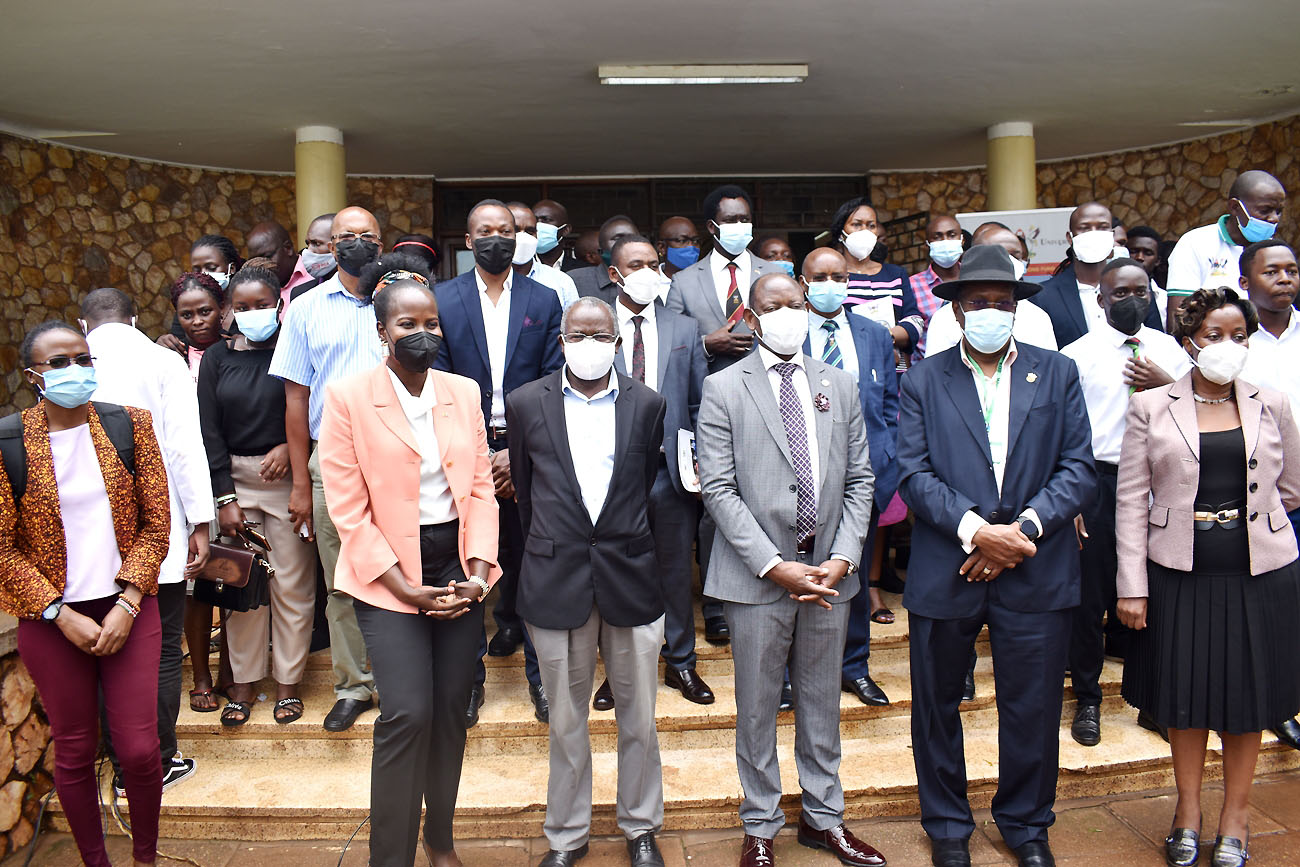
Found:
[41,598,63,622]
[1018,516,1041,542]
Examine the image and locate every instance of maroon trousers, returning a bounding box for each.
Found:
[18,595,162,866]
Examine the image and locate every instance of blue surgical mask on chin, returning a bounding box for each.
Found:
[1236,202,1278,243]
[536,222,563,254]
[32,365,99,409]
[960,307,1014,354]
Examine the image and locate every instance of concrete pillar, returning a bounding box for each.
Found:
[294,126,346,244]
[986,122,1037,211]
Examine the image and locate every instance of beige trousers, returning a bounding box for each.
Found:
[224,454,318,684]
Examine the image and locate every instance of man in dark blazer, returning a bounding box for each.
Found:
[433,198,563,725]
[798,247,898,708]
[508,297,668,867]
[568,214,640,304]
[897,245,1097,867]
[1030,202,1163,348]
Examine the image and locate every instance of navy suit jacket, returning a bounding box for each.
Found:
[802,313,899,505]
[613,302,708,495]
[897,343,1097,619]
[433,270,564,425]
[1031,262,1164,349]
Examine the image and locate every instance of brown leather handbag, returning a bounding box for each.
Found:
[194,526,273,612]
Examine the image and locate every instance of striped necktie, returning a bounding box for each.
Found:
[821,319,843,369]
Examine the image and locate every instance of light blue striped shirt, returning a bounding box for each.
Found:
[807,309,859,382]
[268,274,385,438]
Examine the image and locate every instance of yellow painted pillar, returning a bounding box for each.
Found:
[986,122,1037,211]
[294,126,346,244]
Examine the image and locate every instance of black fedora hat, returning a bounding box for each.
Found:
[933,245,1041,302]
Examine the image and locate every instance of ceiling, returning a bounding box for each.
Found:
[4,0,1300,178]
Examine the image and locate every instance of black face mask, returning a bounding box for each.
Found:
[472,235,515,275]
[334,238,380,276]
[391,330,442,373]
[1108,295,1148,335]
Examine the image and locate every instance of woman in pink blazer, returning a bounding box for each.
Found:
[1116,287,1300,867]
[319,264,499,867]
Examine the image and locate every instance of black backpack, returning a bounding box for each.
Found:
[0,403,136,503]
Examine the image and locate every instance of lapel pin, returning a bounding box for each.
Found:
[1026,372,1038,383]
[820,378,830,386]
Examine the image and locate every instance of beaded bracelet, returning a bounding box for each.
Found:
[114,595,140,619]
[467,577,490,600]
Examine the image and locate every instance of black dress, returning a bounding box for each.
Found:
[1122,427,1300,733]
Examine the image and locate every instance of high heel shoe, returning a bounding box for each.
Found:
[1165,827,1200,866]
[1211,835,1247,867]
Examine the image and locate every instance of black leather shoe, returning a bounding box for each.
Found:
[593,679,615,711]
[1012,839,1055,867]
[665,666,715,704]
[322,697,373,732]
[538,842,588,867]
[465,684,485,729]
[1164,827,1200,867]
[530,682,550,723]
[779,681,795,711]
[961,668,976,702]
[929,836,971,867]
[1138,708,1170,743]
[1271,716,1300,751]
[487,626,523,657]
[704,614,730,645]
[1071,704,1101,746]
[1211,835,1247,867]
[842,675,890,706]
[627,832,665,867]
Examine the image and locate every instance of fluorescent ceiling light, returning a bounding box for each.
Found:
[598,64,807,85]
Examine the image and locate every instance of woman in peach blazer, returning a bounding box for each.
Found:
[319,266,499,867]
[1115,287,1300,867]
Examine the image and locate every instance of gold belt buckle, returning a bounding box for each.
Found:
[1216,508,1239,523]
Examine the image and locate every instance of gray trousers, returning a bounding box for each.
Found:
[725,563,851,839]
[309,446,375,701]
[527,609,666,850]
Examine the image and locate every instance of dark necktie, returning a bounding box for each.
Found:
[631,315,646,383]
[821,319,843,369]
[724,262,742,318]
[1125,337,1141,394]
[774,362,817,544]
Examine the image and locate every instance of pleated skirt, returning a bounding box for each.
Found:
[1121,556,1300,734]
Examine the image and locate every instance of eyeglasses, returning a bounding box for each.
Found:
[562,333,617,344]
[34,353,95,369]
[331,232,380,243]
[960,300,1017,313]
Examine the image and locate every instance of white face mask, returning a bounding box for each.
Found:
[754,306,808,356]
[564,338,617,380]
[1071,229,1116,264]
[616,266,668,306]
[1010,254,1028,280]
[1191,339,1248,385]
[203,266,232,289]
[842,229,878,261]
[512,230,539,265]
[1113,244,1131,260]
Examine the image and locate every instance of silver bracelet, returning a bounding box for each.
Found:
[467,576,490,600]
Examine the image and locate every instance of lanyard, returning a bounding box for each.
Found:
[965,349,1006,432]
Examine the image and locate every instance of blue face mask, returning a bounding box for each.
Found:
[536,222,563,254]
[773,260,795,278]
[960,307,1014,354]
[929,239,964,269]
[33,365,98,409]
[712,221,754,256]
[234,305,281,343]
[664,245,700,269]
[1235,201,1278,243]
[804,279,849,314]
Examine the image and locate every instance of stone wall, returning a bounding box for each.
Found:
[0,635,54,860]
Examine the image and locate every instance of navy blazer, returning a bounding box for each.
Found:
[897,343,1097,619]
[433,270,564,426]
[802,313,899,505]
[1031,262,1164,349]
[613,302,708,494]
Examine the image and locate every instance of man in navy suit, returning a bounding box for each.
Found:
[897,245,1097,867]
[434,198,563,725]
[1030,202,1163,348]
[589,235,716,711]
[799,247,898,708]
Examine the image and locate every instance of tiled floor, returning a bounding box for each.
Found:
[25,770,1300,866]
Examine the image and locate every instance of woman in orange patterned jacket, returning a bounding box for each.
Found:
[0,322,171,867]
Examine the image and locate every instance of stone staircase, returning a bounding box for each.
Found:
[49,591,1300,842]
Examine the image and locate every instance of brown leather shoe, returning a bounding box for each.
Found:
[665,666,716,704]
[593,679,614,711]
[740,835,775,867]
[797,816,886,866]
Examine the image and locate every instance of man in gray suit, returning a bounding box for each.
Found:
[570,215,640,304]
[696,273,885,867]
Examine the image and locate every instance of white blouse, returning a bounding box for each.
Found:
[50,424,123,602]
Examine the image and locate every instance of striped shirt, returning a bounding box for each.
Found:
[845,262,921,366]
[268,274,385,438]
[908,266,947,360]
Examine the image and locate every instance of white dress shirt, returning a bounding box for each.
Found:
[387,368,458,525]
[617,298,659,392]
[475,268,514,427]
[87,322,215,584]
[1166,218,1243,294]
[1242,308,1300,422]
[710,249,751,313]
[1077,281,1108,333]
[561,371,619,523]
[1061,324,1193,463]
[528,260,579,311]
[807,309,859,382]
[923,300,1058,357]
[50,425,123,603]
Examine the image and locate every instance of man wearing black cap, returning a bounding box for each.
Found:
[896,246,1097,867]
